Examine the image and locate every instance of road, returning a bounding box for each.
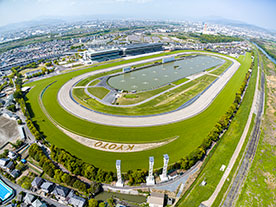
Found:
[222,57,265,207]
[58,52,240,127]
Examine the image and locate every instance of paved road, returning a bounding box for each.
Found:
[58,52,240,127]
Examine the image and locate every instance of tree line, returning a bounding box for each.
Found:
[29,144,102,196]
[190,33,242,43]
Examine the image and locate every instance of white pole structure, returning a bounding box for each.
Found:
[160,154,169,182]
[146,156,155,185]
[116,160,123,187]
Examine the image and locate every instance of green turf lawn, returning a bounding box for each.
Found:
[25,51,251,171]
[116,85,173,105]
[75,69,120,87]
[176,52,257,207]
[172,77,190,85]
[87,87,110,99]
[210,59,232,75]
[88,79,100,86]
[123,94,138,98]
[72,74,216,115]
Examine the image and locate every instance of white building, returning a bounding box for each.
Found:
[147,192,164,207]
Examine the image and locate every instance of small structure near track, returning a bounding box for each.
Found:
[146,156,155,185]
[160,154,169,182]
[116,160,124,187]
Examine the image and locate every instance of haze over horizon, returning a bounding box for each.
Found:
[0,0,276,31]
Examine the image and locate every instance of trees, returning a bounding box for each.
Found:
[88,199,98,207]
[7,104,16,112]
[107,198,115,207]
[99,202,106,207]
[45,62,52,67]
[50,145,115,184]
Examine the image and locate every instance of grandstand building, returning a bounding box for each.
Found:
[83,48,122,62]
[83,43,164,63]
[122,43,164,56]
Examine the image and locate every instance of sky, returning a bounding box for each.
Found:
[0,0,276,30]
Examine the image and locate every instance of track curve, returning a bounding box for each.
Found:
[58,52,240,127]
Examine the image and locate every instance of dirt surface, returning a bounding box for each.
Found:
[0,116,19,147]
[57,124,178,152]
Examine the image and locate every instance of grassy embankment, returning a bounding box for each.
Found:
[235,51,276,206]
[176,51,257,207]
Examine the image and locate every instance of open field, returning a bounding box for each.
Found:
[72,74,217,116]
[176,52,257,207]
[116,84,173,105]
[88,79,100,86]
[87,87,110,99]
[25,51,251,171]
[210,59,232,75]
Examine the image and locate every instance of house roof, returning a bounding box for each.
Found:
[53,185,70,197]
[10,169,20,178]
[0,158,9,166]
[31,177,44,188]
[6,160,14,169]
[41,181,54,191]
[147,192,164,206]
[24,193,36,204]
[68,193,86,207]
[32,198,44,207]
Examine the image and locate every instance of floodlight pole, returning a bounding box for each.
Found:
[160,154,169,182]
[146,156,155,185]
[116,160,123,187]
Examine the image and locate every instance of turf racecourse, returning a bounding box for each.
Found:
[25,51,252,171]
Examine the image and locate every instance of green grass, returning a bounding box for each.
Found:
[176,52,257,207]
[73,88,91,100]
[87,87,110,99]
[172,77,190,85]
[212,114,256,207]
[25,51,251,171]
[123,94,138,98]
[116,84,173,105]
[88,79,100,86]
[75,69,120,87]
[95,192,146,203]
[210,59,232,75]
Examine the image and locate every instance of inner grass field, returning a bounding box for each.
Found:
[87,87,110,99]
[25,51,252,171]
[72,74,217,115]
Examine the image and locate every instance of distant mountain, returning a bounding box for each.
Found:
[0,18,66,33]
[201,16,274,33]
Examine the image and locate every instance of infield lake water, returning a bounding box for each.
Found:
[108,55,224,91]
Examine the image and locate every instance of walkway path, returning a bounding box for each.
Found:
[58,52,240,127]
[201,60,260,207]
